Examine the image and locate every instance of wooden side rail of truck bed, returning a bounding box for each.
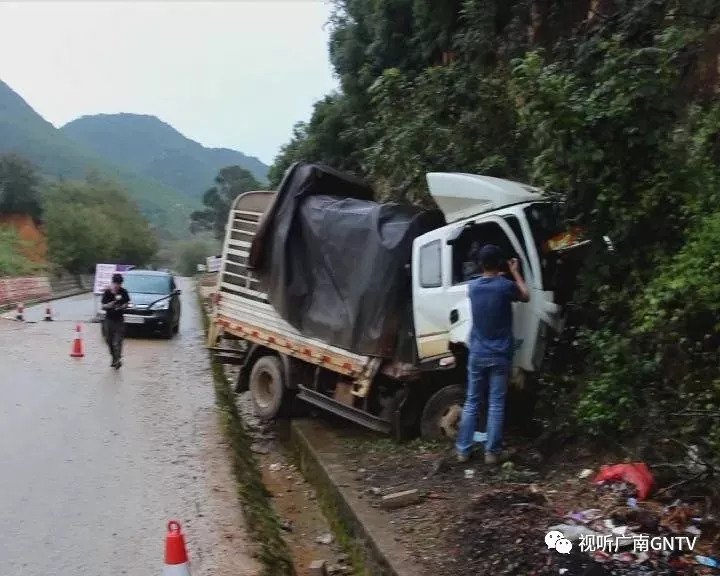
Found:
[212,291,381,397]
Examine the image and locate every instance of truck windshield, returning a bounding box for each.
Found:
[524,200,590,304]
[524,202,564,251]
[123,275,171,294]
[524,202,568,291]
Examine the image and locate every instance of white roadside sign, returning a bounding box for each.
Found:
[206,256,222,273]
[93,264,119,295]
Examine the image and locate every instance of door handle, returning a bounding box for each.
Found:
[450,309,459,324]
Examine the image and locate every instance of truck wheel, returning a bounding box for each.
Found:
[249,356,287,420]
[420,385,466,441]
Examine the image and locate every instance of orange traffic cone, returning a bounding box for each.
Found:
[164,520,191,575]
[15,302,24,321]
[44,305,53,321]
[70,323,84,358]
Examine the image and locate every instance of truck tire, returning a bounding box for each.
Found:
[249,356,288,420]
[420,384,466,441]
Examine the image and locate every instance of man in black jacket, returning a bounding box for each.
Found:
[101,273,130,369]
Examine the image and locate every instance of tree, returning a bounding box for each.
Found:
[174,238,217,277]
[44,177,158,273]
[267,0,720,464]
[0,153,43,222]
[190,166,263,239]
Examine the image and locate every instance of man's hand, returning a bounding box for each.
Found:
[507,257,530,302]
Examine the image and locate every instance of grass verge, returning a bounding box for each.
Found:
[196,286,295,576]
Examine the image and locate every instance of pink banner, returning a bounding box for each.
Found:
[0,276,52,307]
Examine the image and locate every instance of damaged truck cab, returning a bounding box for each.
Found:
[208,163,588,441]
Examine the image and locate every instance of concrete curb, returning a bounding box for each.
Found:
[290,420,425,576]
[0,288,90,314]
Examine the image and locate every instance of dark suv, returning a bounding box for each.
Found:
[120,270,181,338]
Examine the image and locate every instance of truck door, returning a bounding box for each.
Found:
[414,215,547,373]
[412,226,453,360]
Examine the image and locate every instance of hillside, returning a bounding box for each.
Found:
[62,113,269,197]
[0,79,196,240]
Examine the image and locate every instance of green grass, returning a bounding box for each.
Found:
[196,287,295,576]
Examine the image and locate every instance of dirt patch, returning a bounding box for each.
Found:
[332,427,719,576]
[0,213,46,262]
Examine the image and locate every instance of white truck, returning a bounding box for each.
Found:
[207,162,590,440]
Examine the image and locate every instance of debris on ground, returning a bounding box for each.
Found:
[335,432,719,576]
[315,533,334,546]
[381,489,423,510]
[308,559,328,576]
[592,462,655,500]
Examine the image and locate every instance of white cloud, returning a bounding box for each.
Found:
[0,1,338,164]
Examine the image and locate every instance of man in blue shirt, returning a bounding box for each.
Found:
[456,244,530,465]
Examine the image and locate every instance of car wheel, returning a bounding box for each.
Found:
[420,384,467,442]
[162,322,174,339]
[249,356,289,420]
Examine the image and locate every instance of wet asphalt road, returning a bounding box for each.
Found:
[0,279,259,576]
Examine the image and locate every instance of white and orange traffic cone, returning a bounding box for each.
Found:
[15,302,24,321]
[70,323,84,358]
[44,305,53,321]
[164,520,191,575]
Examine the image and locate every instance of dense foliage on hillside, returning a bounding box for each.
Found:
[0,154,43,222]
[0,80,191,239]
[271,0,720,463]
[43,174,159,274]
[62,114,269,198]
[0,153,159,274]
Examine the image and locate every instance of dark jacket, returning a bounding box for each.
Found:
[102,288,130,321]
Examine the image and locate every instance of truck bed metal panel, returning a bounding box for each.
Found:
[215,291,373,377]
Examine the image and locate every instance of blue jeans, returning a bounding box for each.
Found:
[456,356,510,457]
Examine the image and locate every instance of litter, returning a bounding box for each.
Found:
[473,431,487,443]
[695,555,720,568]
[316,533,334,546]
[578,468,594,479]
[547,523,601,541]
[565,508,603,524]
[592,462,655,500]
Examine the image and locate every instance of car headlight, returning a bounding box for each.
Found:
[150,300,170,310]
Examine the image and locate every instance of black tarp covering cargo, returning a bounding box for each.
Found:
[249,162,445,359]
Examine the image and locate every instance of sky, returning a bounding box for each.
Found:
[0,1,338,166]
